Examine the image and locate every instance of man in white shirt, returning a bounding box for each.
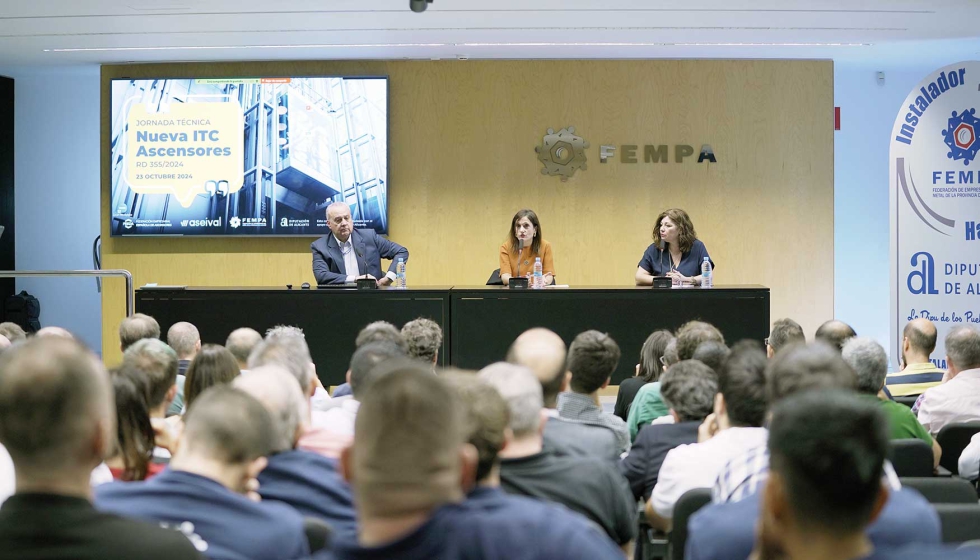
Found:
[917,326,980,435]
[310,202,409,286]
[647,345,769,530]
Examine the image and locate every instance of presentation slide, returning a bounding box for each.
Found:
[109,76,388,237]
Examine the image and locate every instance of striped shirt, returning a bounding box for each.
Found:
[885,362,945,397]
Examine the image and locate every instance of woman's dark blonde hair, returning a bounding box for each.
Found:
[508,209,542,256]
[652,208,698,253]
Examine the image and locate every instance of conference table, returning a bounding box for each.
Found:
[135,285,769,387]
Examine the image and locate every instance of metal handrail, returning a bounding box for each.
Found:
[0,270,134,317]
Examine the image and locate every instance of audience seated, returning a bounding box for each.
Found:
[480,362,637,547]
[322,361,622,560]
[183,344,241,412]
[627,325,719,440]
[165,321,200,417]
[95,386,310,560]
[332,321,407,398]
[619,360,717,501]
[506,327,615,459]
[224,327,262,372]
[443,371,625,555]
[613,329,674,421]
[688,390,953,560]
[105,370,160,481]
[886,318,945,397]
[814,319,857,352]
[118,313,160,351]
[917,326,980,435]
[842,337,941,467]
[0,321,26,342]
[121,339,181,466]
[755,390,970,559]
[400,317,442,366]
[688,343,942,560]
[766,318,806,358]
[556,330,630,455]
[648,344,768,530]
[0,337,202,559]
[319,342,405,437]
[712,341,861,503]
[233,366,358,539]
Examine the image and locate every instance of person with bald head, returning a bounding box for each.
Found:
[0,338,202,559]
[234,366,357,539]
[225,327,262,371]
[885,318,945,397]
[814,320,857,352]
[96,386,309,560]
[311,201,409,286]
[35,326,74,339]
[507,328,619,460]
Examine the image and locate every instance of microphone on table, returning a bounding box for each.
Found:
[516,237,525,277]
[658,240,666,277]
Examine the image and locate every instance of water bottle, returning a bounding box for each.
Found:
[701,257,712,289]
[395,258,406,289]
[533,257,543,289]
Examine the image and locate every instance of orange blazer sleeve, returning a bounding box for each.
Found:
[499,242,515,276]
[541,240,555,276]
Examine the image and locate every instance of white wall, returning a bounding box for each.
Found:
[0,66,102,353]
[834,57,976,360]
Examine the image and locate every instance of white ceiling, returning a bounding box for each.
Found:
[1,0,979,66]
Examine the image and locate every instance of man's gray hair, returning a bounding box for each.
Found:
[233,365,307,453]
[946,326,980,371]
[842,337,889,395]
[401,318,443,363]
[265,325,306,341]
[167,321,200,359]
[660,361,718,422]
[479,362,542,438]
[663,339,680,367]
[247,336,313,392]
[355,321,407,352]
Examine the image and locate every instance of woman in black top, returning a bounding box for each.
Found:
[613,330,675,421]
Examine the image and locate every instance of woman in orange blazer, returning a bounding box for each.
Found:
[499,209,555,285]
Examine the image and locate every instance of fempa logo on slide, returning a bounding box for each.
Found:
[122,99,244,208]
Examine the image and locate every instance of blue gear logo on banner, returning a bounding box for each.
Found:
[942,108,980,164]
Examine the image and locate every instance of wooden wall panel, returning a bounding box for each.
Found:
[101,60,834,364]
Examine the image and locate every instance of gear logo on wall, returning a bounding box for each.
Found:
[535,127,589,181]
[942,108,980,165]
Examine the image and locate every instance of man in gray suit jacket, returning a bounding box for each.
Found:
[311,202,409,286]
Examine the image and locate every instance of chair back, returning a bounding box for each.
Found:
[935,504,980,544]
[889,439,934,477]
[899,477,978,504]
[670,488,712,560]
[486,268,503,285]
[936,422,980,475]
